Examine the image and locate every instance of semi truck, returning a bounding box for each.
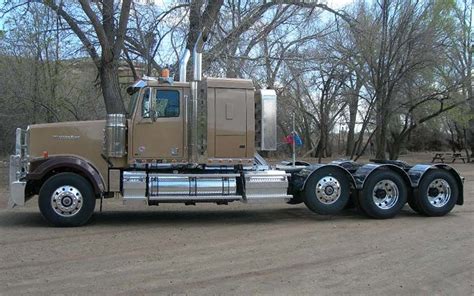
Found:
[9,32,464,226]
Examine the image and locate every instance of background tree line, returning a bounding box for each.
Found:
[0,0,472,161]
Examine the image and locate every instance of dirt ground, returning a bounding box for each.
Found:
[0,154,472,295]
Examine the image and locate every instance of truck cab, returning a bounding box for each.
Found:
[9,63,290,226]
[126,78,257,165]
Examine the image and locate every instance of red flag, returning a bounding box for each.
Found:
[284,134,294,145]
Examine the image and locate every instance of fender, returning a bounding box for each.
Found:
[408,164,464,205]
[353,163,412,190]
[26,155,105,196]
[291,164,356,192]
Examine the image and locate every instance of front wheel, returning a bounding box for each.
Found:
[414,170,458,216]
[358,170,407,219]
[303,167,351,215]
[38,173,96,227]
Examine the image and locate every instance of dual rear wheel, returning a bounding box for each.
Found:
[409,170,458,216]
[358,170,407,219]
[303,168,458,218]
[304,169,407,218]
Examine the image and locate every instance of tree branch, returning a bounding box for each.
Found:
[43,0,100,66]
[113,0,132,59]
[78,0,110,55]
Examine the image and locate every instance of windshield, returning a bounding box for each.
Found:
[127,92,139,118]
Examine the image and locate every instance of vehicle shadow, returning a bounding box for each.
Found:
[90,206,426,227]
[0,205,426,228]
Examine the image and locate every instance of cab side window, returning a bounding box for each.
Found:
[142,89,180,119]
[141,88,151,118]
[156,90,180,118]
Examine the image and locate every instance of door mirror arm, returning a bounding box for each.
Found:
[150,109,157,122]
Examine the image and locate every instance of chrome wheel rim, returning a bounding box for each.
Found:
[51,185,83,217]
[315,176,341,205]
[426,179,451,208]
[372,180,399,210]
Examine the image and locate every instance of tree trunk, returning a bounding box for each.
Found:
[375,110,387,159]
[316,122,330,159]
[354,129,376,161]
[374,0,389,160]
[462,127,471,162]
[468,6,473,159]
[99,60,126,114]
[345,84,360,156]
[374,86,389,160]
[388,138,401,160]
[302,114,313,153]
[468,60,474,159]
[469,119,474,159]
[447,123,457,153]
[351,106,373,159]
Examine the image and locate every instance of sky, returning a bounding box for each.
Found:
[328,0,355,9]
[0,0,356,30]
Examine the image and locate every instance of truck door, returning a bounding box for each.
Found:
[131,87,185,161]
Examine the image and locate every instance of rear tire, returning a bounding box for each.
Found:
[38,173,96,227]
[408,195,422,214]
[414,170,458,216]
[303,167,351,215]
[358,170,407,219]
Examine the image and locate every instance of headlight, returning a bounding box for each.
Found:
[15,127,29,158]
[26,125,30,158]
[15,128,22,156]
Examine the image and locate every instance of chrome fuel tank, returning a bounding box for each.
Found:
[148,174,238,199]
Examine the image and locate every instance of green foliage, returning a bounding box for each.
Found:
[444,101,474,127]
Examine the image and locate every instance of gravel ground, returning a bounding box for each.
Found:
[0,155,472,295]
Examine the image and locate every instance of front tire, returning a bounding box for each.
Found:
[303,167,351,215]
[414,170,458,216]
[358,170,407,219]
[38,173,96,227]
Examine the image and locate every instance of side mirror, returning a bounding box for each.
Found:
[150,109,157,122]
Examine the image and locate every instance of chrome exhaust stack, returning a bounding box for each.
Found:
[188,32,208,164]
[179,49,191,83]
[193,32,206,81]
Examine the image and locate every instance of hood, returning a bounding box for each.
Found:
[28,120,105,161]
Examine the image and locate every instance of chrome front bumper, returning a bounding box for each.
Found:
[9,155,26,208]
[9,128,28,208]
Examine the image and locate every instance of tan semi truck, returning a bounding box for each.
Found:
[9,33,464,226]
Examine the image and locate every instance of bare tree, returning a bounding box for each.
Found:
[18,0,134,114]
[124,2,189,77]
[345,0,464,159]
[449,0,473,158]
[0,4,104,153]
[186,0,224,50]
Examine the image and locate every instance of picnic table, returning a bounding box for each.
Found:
[432,152,466,163]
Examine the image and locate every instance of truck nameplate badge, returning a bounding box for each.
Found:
[52,135,80,140]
